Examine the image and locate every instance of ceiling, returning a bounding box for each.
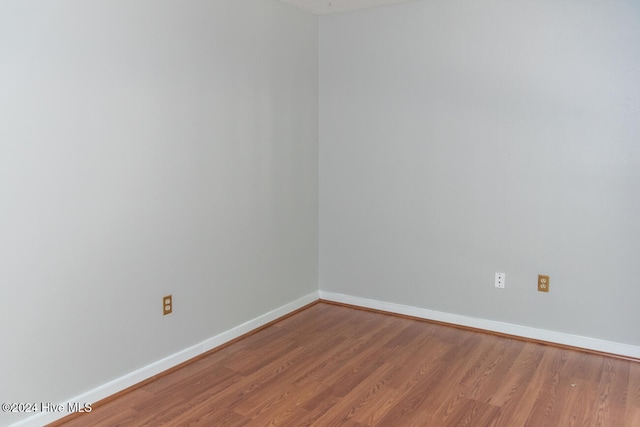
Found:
[278,0,417,15]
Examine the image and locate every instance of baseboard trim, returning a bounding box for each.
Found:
[319,290,640,361]
[13,292,320,427]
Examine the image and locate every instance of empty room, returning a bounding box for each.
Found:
[1,0,639,426]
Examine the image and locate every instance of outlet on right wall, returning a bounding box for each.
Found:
[319,0,640,346]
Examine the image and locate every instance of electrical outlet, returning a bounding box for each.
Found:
[163,295,173,315]
[538,275,549,292]
[495,272,505,288]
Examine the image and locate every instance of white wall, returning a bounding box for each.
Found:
[320,0,640,345]
[0,1,317,425]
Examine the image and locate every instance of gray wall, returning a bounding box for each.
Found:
[0,1,318,425]
[319,0,640,345]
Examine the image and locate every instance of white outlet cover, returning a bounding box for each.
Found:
[495,272,505,288]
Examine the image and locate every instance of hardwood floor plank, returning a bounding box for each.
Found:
[524,356,566,426]
[484,342,547,408]
[231,338,345,417]
[180,409,249,427]
[627,362,640,427]
[554,378,599,427]
[293,384,342,426]
[592,357,630,427]
[374,360,450,426]
[306,362,400,425]
[50,302,640,427]
[436,398,501,427]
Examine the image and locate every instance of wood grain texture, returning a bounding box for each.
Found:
[51,302,640,426]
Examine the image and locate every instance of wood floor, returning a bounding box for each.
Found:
[53,302,640,426]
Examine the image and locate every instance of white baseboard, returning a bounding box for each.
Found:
[11,291,320,427]
[319,290,640,360]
